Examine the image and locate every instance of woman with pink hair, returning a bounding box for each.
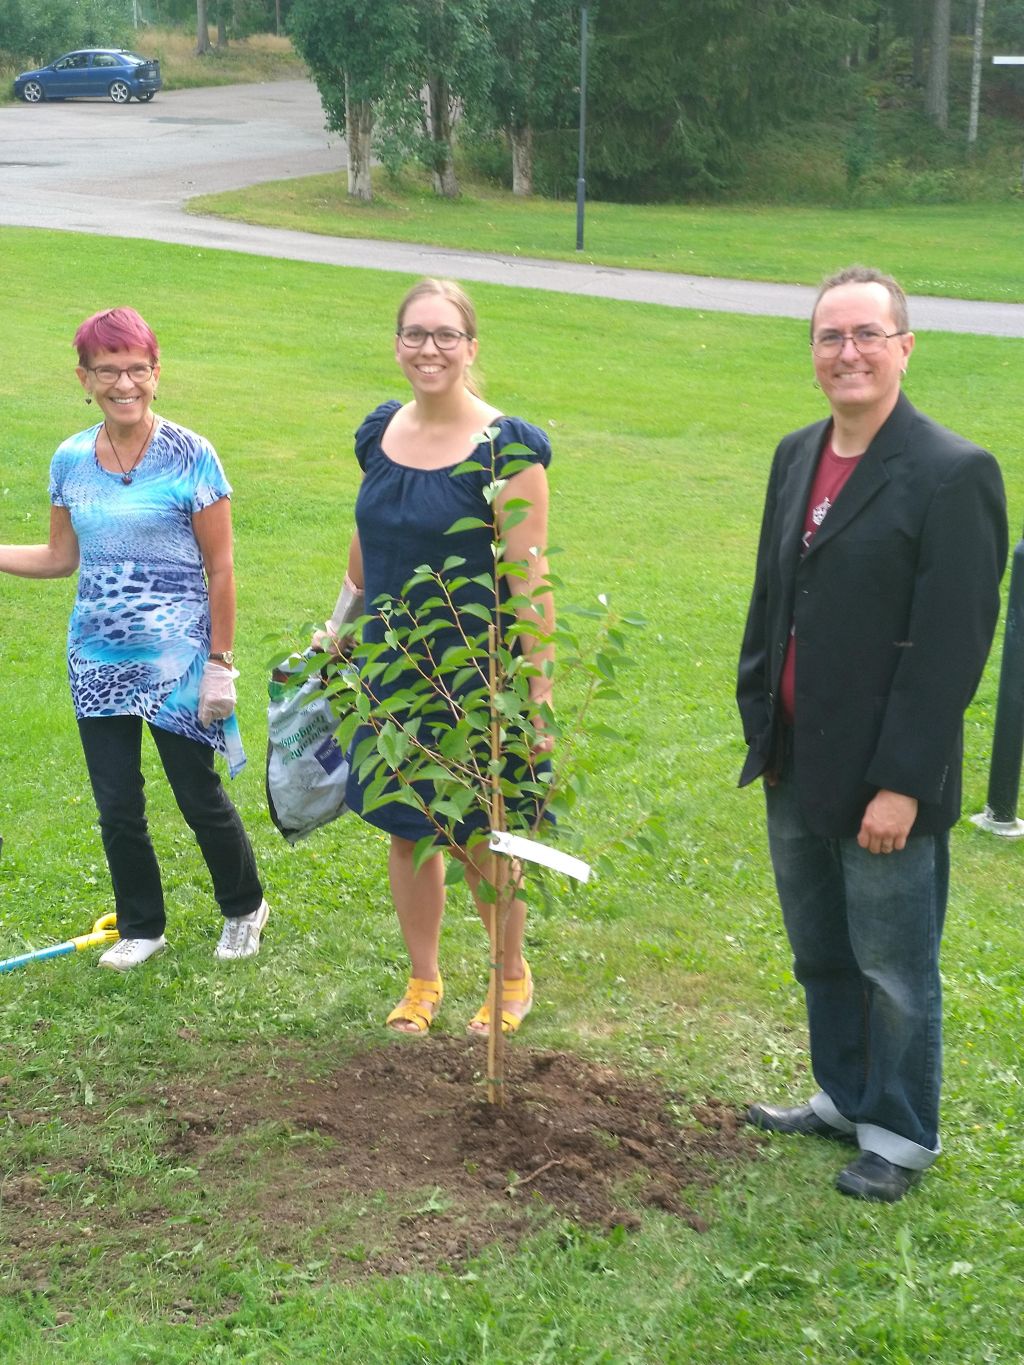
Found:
[0,307,268,970]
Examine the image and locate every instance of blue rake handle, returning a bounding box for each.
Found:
[0,914,119,974]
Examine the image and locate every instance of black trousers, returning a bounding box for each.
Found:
[78,716,263,939]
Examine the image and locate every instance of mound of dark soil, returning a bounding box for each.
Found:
[155,1036,759,1273]
[2,1038,760,1285]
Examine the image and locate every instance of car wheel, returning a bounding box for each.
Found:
[22,81,45,103]
[137,92,155,102]
[108,81,131,104]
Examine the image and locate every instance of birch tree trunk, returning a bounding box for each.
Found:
[967,0,986,147]
[195,0,210,55]
[925,0,951,129]
[345,76,374,201]
[426,76,459,198]
[509,124,534,197]
[912,0,926,84]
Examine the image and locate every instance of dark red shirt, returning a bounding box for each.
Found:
[779,434,863,724]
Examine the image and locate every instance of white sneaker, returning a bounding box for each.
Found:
[215,899,270,961]
[98,936,167,971]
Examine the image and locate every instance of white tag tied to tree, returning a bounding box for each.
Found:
[488,830,591,884]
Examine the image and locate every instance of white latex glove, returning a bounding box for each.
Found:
[329,575,365,631]
[312,575,365,655]
[198,661,239,727]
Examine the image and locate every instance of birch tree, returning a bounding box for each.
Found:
[967,0,986,147]
[196,0,210,54]
[290,0,419,202]
[481,0,579,196]
[926,0,952,128]
[413,0,493,198]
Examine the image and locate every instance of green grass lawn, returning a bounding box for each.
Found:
[189,172,1024,304]
[1,225,1023,1362]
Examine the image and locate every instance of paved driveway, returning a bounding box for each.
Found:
[2,79,1022,337]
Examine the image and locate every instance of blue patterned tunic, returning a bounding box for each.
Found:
[49,418,245,775]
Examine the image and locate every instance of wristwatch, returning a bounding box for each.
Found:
[209,650,234,665]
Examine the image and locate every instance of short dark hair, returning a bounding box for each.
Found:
[810,265,909,338]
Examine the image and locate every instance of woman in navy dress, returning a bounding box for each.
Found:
[326,279,554,1036]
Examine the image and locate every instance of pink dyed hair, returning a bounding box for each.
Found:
[73,307,160,366]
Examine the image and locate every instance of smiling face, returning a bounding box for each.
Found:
[77,345,160,433]
[811,281,914,425]
[395,295,478,399]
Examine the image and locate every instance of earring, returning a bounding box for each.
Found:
[85,395,92,405]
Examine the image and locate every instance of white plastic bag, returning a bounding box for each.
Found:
[266,658,351,844]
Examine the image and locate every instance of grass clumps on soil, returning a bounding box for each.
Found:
[1,1037,757,1297]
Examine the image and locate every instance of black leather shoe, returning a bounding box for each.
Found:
[835,1152,921,1203]
[746,1101,858,1144]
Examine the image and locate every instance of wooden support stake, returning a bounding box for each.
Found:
[486,624,506,1106]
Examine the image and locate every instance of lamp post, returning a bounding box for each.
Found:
[576,5,588,252]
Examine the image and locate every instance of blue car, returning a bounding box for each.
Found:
[14,49,162,104]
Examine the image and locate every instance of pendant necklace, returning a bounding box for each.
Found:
[104,415,155,485]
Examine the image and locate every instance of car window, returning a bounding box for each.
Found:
[91,54,121,68]
[55,55,89,70]
[124,53,147,63]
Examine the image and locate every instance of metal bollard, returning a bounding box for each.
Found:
[972,532,1024,837]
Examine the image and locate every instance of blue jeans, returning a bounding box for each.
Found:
[79,717,263,939]
[765,772,948,1169]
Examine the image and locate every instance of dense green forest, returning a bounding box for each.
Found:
[286,0,1024,203]
[3,0,1024,204]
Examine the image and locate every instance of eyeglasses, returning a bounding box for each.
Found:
[810,329,905,358]
[396,326,473,351]
[88,363,156,383]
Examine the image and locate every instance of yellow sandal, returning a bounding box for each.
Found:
[386,977,444,1034]
[467,961,533,1037]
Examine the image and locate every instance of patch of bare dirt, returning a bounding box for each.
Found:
[2,1038,760,1282]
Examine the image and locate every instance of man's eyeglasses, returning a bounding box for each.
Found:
[88,363,156,383]
[396,326,473,351]
[810,329,905,358]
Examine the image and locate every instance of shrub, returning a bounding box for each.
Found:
[0,0,132,67]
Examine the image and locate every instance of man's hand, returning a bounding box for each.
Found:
[857,790,919,855]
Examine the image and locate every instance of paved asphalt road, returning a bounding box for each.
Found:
[2,78,1022,337]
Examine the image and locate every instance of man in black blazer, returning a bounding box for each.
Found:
[737,265,1007,1202]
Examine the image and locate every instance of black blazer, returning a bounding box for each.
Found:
[737,393,1008,837]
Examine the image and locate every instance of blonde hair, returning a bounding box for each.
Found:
[396,278,482,396]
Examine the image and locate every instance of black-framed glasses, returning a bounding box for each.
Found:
[88,363,156,383]
[810,329,905,358]
[396,326,473,351]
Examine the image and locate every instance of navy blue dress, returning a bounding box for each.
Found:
[345,400,552,843]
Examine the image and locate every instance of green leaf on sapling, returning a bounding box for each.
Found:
[412,836,440,874]
[445,517,490,535]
